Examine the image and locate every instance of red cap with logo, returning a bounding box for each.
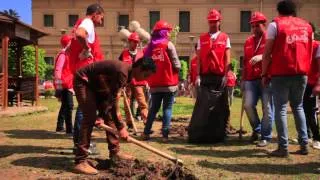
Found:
[153,20,172,32]
[250,12,267,24]
[207,9,222,21]
[128,32,140,42]
[60,35,72,48]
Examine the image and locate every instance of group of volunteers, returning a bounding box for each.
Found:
[52,0,320,175]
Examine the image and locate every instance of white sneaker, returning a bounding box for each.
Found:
[312,141,320,150]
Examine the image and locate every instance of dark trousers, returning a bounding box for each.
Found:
[74,77,120,164]
[303,84,320,141]
[56,89,74,133]
[73,107,82,145]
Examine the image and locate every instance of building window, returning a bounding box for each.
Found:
[179,11,190,32]
[68,14,79,27]
[240,11,251,32]
[44,57,54,65]
[118,15,129,31]
[44,14,54,27]
[149,11,160,31]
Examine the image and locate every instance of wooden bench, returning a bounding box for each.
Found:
[8,77,36,106]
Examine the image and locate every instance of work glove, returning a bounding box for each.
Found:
[79,48,93,60]
[249,54,263,65]
[195,76,201,87]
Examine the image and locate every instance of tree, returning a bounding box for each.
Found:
[179,60,188,81]
[8,45,47,79]
[169,25,180,45]
[2,9,20,19]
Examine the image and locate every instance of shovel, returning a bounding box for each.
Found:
[96,122,183,166]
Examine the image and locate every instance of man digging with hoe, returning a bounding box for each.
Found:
[73,58,156,175]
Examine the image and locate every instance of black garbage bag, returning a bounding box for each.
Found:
[188,76,230,144]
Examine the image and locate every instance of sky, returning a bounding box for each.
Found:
[0,0,32,24]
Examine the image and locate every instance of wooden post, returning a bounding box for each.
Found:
[34,44,39,106]
[2,36,9,110]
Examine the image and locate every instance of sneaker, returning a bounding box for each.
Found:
[110,152,135,162]
[141,133,150,141]
[136,116,142,121]
[74,161,98,175]
[56,128,65,134]
[250,132,259,143]
[312,141,320,150]
[294,146,309,155]
[269,148,289,157]
[88,143,100,155]
[257,140,269,147]
[161,136,169,143]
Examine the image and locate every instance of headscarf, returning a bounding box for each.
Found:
[144,29,169,57]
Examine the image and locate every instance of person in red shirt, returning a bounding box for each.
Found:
[118,32,149,124]
[262,0,313,157]
[54,35,73,134]
[68,3,106,160]
[303,23,320,150]
[226,65,237,106]
[188,9,231,143]
[142,20,181,142]
[242,12,274,147]
[188,44,198,99]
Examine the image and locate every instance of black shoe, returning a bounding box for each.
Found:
[269,148,289,157]
[293,146,309,155]
[56,128,65,132]
[250,132,259,143]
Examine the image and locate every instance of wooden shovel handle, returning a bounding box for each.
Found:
[98,123,183,165]
[122,89,138,134]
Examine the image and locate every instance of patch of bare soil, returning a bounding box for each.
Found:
[170,124,188,137]
[156,116,190,123]
[94,159,198,180]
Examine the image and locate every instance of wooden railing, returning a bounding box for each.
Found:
[8,77,36,106]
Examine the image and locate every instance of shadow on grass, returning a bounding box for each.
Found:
[197,160,320,175]
[0,145,72,158]
[4,129,72,140]
[11,156,74,172]
[169,147,268,158]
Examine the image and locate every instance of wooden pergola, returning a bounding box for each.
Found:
[0,13,48,111]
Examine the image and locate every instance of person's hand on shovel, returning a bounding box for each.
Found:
[119,127,129,140]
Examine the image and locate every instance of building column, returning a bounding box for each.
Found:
[2,36,9,110]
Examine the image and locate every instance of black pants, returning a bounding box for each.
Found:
[56,89,74,133]
[303,84,320,141]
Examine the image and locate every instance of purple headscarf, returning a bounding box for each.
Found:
[144,29,169,57]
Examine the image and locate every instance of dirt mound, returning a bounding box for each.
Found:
[96,159,197,180]
[156,116,190,123]
[170,124,188,137]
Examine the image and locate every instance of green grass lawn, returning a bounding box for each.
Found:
[0,97,319,179]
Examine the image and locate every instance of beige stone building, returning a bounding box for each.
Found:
[32,0,320,65]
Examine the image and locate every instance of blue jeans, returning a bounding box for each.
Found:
[243,80,274,141]
[271,75,308,149]
[73,107,83,145]
[144,92,175,137]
